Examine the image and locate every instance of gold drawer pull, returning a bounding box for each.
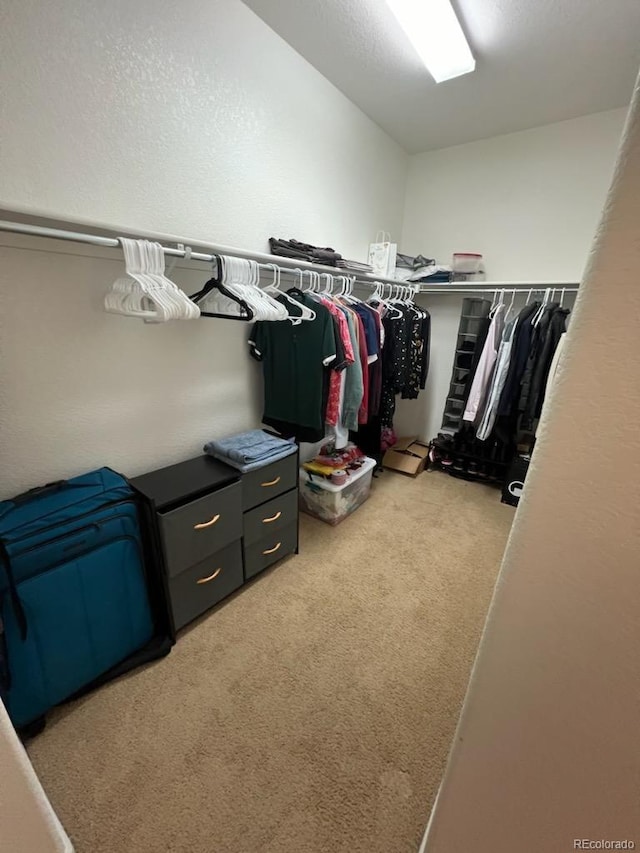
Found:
[196,567,222,584]
[262,511,282,524]
[262,542,281,556]
[193,514,220,530]
[261,476,281,488]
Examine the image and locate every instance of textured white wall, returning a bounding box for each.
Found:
[402,108,626,280]
[395,109,624,441]
[0,0,407,497]
[421,87,640,852]
[0,701,72,853]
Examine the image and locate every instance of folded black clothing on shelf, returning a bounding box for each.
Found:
[269,238,343,266]
[396,252,436,270]
[269,238,373,273]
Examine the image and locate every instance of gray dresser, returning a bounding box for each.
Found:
[132,451,299,635]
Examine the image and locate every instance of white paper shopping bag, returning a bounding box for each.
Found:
[368,231,397,277]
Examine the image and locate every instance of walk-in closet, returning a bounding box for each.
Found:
[2,2,639,852]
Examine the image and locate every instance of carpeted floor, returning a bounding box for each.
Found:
[27,471,514,853]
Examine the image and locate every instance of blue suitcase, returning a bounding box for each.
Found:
[0,468,158,729]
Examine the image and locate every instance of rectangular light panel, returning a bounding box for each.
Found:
[386,0,476,83]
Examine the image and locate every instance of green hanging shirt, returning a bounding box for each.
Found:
[249,293,336,432]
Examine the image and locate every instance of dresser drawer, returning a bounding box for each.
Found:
[243,523,297,581]
[169,540,244,630]
[160,481,242,578]
[243,489,298,547]
[242,453,297,511]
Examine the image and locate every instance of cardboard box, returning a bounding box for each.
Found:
[383,437,430,477]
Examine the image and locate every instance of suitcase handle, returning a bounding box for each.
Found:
[12,480,68,505]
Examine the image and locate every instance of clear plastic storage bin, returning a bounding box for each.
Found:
[452,252,483,274]
[299,457,376,526]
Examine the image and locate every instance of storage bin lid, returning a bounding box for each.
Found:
[299,457,376,493]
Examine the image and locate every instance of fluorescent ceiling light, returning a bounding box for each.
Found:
[386,0,476,83]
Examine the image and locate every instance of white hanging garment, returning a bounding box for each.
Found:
[540,331,567,419]
[476,315,519,441]
[463,302,506,423]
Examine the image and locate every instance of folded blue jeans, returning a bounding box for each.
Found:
[205,444,296,473]
[204,429,294,466]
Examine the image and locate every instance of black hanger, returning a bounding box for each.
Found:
[190,256,255,321]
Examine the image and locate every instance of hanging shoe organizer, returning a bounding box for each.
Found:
[441,297,491,433]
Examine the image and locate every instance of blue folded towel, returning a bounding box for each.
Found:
[205,429,294,464]
[204,430,296,473]
[206,445,296,473]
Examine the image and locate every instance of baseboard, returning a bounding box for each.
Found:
[417,781,442,853]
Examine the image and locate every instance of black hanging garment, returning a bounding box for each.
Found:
[523,306,570,429]
[497,301,541,418]
[401,309,425,400]
[248,291,337,443]
[518,302,559,418]
[419,311,431,391]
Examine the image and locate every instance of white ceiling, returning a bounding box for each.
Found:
[243,0,640,153]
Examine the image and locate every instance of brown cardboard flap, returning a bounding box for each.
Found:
[393,436,417,452]
[407,441,430,460]
[383,443,430,477]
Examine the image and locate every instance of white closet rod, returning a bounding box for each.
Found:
[0,217,579,294]
[414,285,580,294]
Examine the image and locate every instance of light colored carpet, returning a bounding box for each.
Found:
[27,471,514,853]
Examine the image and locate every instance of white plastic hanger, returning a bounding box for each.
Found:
[104,240,149,319]
[139,240,200,321]
[104,239,163,320]
[292,268,308,292]
[220,256,289,321]
[532,287,551,327]
[105,238,199,321]
[299,270,314,293]
[490,289,506,319]
[306,272,325,303]
[149,241,200,320]
[368,281,388,311]
[139,241,179,321]
[263,264,315,322]
[318,273,333,296]
[408,284,426,318]
[345,276,360,304]
[380,282,402,318]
